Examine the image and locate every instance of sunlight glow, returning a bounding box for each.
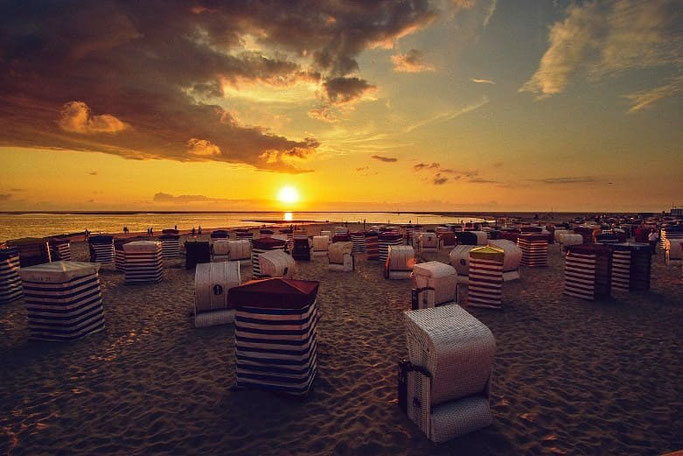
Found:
[278,186,299,205]
[284,212,293,221]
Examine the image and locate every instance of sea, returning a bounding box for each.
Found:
[0,211,490,242]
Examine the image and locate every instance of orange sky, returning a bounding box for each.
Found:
[1,1,681,212]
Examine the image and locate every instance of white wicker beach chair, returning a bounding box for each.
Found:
[194,261,241,327]
[400,305,495,442]
[328,242,354,272]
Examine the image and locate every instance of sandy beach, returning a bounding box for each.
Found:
[0,226,681,455]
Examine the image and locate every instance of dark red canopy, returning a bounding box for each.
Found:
[229,278,320,309]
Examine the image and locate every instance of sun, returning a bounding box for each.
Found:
[277,186,299,205]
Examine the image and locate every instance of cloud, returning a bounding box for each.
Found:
[323,77,376,105]
[413,162,482,185]
[405,96,488,132]
[88,171,98,176]
[187,138,221,158]
[391,49,435,73]
[530,176,601,184]
[467,177,499,184]
[520,0,682,103]
[414,162,440,170]
[307,107,339,123]
[355,166,369,171]
[58,101,128,134]
[0,194,11,201]
[0,1,436,172]
[471,78,495,84]
[451,0,497,27]
[623,75,683,112]
[371,155,398,162]
[433,174,449,185]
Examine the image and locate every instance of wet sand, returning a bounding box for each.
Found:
[0,228,681,455]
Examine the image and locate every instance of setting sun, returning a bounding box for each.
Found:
[277,186,299,205]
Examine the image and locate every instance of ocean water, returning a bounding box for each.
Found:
[0,212,488,242]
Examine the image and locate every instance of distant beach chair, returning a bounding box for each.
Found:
[411,261,457,309]
[311,235,330,258]
[48,238,71,261]
[251,238,286,278]
[385,245,415,280]
[227,240,252,264]
[184,240,211,270]
[563,244,612,301]
[194,261,241,327]
[8,237,52,267]
[88,235,114,264]
[258,249,295,278]
[211,239,230,262]
[399,305,495,442]
[158,234,181,258]
[517,234,548,267]
[609,242,651,292]
[418,232,439,253]
[123,241,163,284]
[328,241,354,272]
[379,232,404,263]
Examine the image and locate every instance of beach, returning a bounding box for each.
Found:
[0,227,681,455]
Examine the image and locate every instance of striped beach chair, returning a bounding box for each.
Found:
[517,234,548,267]
[19,261,105,341]
[563,244,612,301]
[231,278,320,396]
[609,243,651,292]
[0,248,23,304]
[123,241,163,284]
[467,245,504,309]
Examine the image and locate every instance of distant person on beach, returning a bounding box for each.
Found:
[191,227,196,237]
[174,225,177,231]
[648,229,659,254]
[84,229,89,239]
[198,226,202,235]
[123,226,129,234]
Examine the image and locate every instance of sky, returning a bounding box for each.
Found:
[0,0,681,213]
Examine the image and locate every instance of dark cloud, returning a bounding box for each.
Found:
[323,77,375,104]
[153,193,213,203]
[371,155,398,162]
[89,171,98,176]
[414,162,440,170]
[0,1,435,172]
[433,174,449,185]
[531,176,600,184]
[355,166,369,171]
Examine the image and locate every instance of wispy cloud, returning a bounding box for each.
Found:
[391,49,435,73]
[371,155,398,162]
[467,177,499,184]
[623,75,683,113]
[405,96,489,133]
[521,0,682,106]
[471,78,495,84]
[88,171,98,176]
[530,176,601,185]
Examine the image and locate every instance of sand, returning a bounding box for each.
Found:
[0,227,681,455]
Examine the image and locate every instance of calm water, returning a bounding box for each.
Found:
[0,212,487,242]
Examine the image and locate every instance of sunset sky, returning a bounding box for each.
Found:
[1,0,681,212]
